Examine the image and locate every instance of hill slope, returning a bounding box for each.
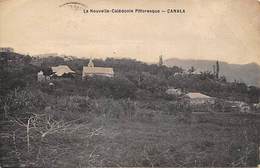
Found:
[164,58,260,87]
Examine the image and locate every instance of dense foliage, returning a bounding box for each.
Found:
[1,52,259,103]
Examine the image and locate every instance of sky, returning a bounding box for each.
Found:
[0,0,260,64]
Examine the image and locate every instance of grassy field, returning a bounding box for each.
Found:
[1,87,259,167]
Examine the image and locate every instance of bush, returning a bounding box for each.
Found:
[90,98,136,120]
[3,88,47,119]
[86,76,137,99]
[167,100,192,123]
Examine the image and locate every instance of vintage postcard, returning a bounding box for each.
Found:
[0,0,260,167]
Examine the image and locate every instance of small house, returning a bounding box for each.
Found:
[185,92,214,105]
[51,65,75,77]
[227,101,251,113]
[37,71,45,82]
[37,70,50,82]
[165,88,182,96]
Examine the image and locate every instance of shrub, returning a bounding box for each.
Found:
[3,88,47,119]
[86,76,137,99]
[90,98,136,120]
[166,100,192,123]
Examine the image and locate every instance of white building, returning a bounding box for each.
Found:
[51,65,75,77]
[37,71,45,82]
[82,58,114,79]
[185,92,215,105]
[37,71,50,82]
[165,88,182,96]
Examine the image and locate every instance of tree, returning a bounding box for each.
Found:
[212,65,216,77]
[23,55,32,64]
[188,66,195,74]
[159,55,163,67]
[199,71,215,80]
[216,60,219,79]
[248,86,260,103]
[41,66,53,76]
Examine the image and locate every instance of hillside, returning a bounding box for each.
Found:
[164,58,260,87]
[1,52,260,167]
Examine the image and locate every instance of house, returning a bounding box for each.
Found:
[227,101,251,113]
[185,92,215,105]
[82,58,114,79]
[37,70,50,82]
[165,88,182,96]
[37,71,45,82]
[51,65,75,77]
[253,103,260,112]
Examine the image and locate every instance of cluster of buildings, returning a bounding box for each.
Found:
[36,56,255,114]
[37,58,114,81]
[165,88,252,113]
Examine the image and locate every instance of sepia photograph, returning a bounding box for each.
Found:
[0,0,260,167]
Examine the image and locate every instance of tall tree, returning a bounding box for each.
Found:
[212,65,216,77]
[216,60,219,79]
[159,55,163,67]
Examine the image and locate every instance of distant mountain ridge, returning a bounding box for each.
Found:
[164,58,260,87]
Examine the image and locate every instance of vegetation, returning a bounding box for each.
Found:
[0,52,260,167]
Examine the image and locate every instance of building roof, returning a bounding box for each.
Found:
[51,65,75,76]
[83,66,114,75]
[185,92,212,99]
